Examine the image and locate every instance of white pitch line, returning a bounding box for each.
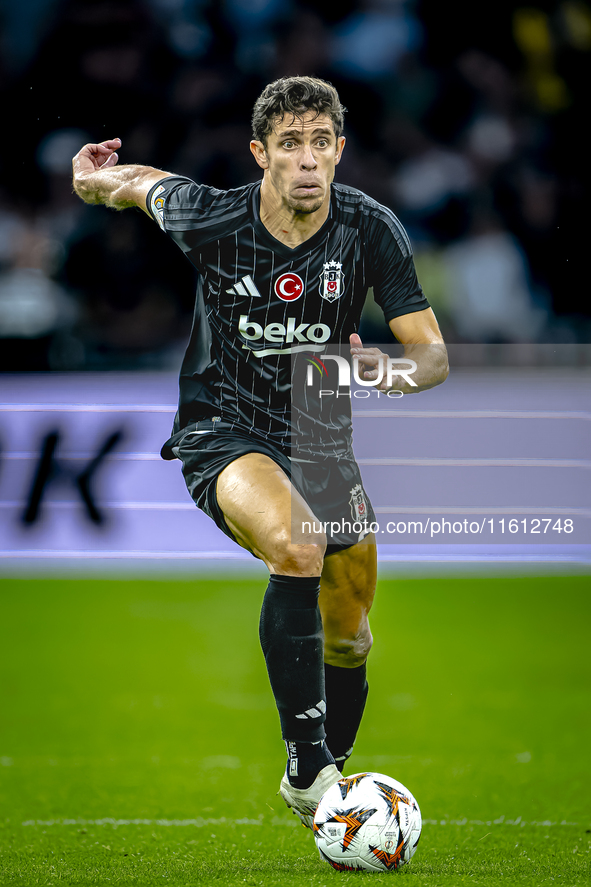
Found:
[20,816,580,828]
[21,817,265,827]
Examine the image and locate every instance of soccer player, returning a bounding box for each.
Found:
[72,76,448,828]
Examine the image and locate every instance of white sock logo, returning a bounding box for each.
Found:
[295,700,326,720]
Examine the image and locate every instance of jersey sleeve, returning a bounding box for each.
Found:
[147,176,199,228]
[146,176,251,253]
[367,212,430,323]
[146,175,232,249]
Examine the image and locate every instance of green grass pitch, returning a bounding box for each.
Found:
[0,572,589,886]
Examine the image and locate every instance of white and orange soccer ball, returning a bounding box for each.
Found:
[313,772,422,873]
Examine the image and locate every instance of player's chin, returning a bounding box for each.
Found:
[289,196,325,215]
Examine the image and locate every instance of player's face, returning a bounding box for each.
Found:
[251,111,345,215]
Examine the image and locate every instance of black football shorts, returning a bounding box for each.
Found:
[170,418,376,555]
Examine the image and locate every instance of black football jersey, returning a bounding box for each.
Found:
[147,176,429,459]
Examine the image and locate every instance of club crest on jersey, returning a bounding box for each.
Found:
[319,261,344,303]
[349,484,367,522]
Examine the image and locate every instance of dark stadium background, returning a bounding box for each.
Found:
[0,0,589,371]
[1,0,589,568]
[0,9,589,882]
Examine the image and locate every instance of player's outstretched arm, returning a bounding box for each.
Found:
[72,138,173,214]
[350,308,449,394]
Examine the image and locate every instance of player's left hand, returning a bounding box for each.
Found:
[349,333,390,390]
[72,138,122,181]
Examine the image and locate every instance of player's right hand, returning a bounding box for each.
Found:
[72,138,121,179]
[350,333,390,389]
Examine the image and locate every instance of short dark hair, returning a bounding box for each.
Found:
[251,76,346,145]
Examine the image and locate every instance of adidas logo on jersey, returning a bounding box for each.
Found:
[226,275,261,298]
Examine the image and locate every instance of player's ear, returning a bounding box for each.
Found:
[250,140,269,170]
[334,136,346,166]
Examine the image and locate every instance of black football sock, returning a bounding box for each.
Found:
[324,661,369,771]
[259,574,328,745]
[285,739,334,789]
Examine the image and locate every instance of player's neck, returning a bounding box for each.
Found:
[259,180,330,249]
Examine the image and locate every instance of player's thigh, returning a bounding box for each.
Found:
[216,452,326,575]
[319,534,377,667]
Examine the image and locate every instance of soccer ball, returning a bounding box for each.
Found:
[313,772,422,872]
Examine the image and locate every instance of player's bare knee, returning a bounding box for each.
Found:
[274,542,326,577]
[324,626,373,667]
[266,527,326,576]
